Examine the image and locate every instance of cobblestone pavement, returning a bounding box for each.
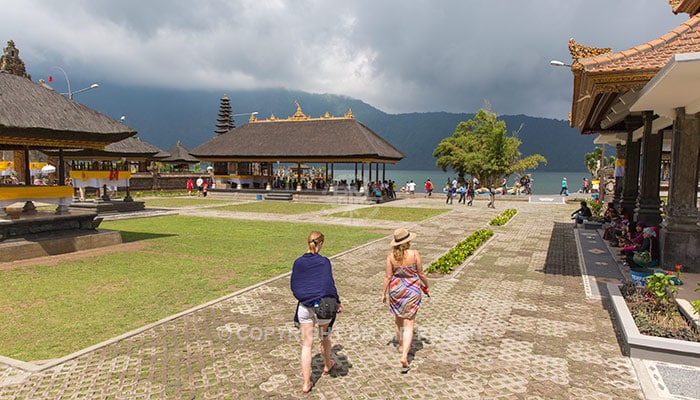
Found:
[0,198,644,399]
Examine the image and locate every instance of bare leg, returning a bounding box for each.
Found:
[394,316,404,352]
[400,318,415,367]
[300,322,314,392]
[319,324,334,373]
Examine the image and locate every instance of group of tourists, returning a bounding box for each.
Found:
[597,202,660,269]
[290,228,428,393]
[442,177,501,207]
[186,176,211,197]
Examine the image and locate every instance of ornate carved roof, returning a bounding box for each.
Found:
[669,0,700,15]
[569,13,700,133]
[0,40,30,79]
[568,38,611,60]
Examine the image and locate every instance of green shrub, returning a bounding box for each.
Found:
[426,229,493,274]
[489,209,517,226]
[645,272,678,304]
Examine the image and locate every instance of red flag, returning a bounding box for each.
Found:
[48,75,53,82]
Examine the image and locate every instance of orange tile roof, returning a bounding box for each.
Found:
[670,0,700,15]
[580,13,700,73]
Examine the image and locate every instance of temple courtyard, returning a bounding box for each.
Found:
[0,195,698,399]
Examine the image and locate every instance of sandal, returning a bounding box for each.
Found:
[323,360,336,375]
[302,382,314,394]
[400,360,410,374]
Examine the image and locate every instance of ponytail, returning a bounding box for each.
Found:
[392,242,410,262]
[307,231,325,254]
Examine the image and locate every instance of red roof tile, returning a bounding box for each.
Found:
[581,14,700,73]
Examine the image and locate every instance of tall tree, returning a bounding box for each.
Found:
[584,146,615,178]
[433,109,546,186]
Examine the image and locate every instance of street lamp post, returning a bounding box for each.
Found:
[549,60,572,67]
[52,66,99,99]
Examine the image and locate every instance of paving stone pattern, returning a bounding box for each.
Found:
[0,199,643,399]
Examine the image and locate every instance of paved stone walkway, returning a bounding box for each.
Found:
[0,198,644,399]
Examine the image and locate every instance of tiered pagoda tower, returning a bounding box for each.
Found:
[214,94,234,135]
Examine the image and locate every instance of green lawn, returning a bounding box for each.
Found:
[140,197,235,208]
[329,206,448,221]
[0,215,385,361]
[211,201,337,214]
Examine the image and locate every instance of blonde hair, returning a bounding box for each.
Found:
[307,231,325,254]
[392,242,410,262]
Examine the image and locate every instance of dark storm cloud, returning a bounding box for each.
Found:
[0,0,687,118]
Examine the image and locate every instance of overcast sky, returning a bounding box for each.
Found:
[0,0,689,119]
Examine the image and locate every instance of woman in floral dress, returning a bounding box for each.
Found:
[381,228,429,373]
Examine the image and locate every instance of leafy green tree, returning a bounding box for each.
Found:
[433,109,546,186]
[584,147,616,178]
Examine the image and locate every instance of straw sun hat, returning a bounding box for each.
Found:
[390,228,416,247]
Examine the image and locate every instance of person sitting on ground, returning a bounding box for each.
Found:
[571,201,592,226]
[623,227,658,269]
[618,222,645,253]
[602,202,618,223]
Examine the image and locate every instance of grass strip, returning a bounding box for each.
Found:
[211,201,337,214]
[0,215,384,361]
[329,206,447,221]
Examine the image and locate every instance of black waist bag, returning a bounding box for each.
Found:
[314,297,337,319]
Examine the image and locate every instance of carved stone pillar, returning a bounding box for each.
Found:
[660,109,700,273]
[634,111,663,226]
[613,143,625,205]
[621,117,642,218]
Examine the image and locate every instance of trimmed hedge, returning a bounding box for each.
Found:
[489,208,517,226]
[426,229,493,274]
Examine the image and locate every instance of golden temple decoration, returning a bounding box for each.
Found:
[289,100,310,121]
[251,104,355,123]
[249,113,258,122]
[568,38,611,60]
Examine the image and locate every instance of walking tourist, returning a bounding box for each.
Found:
[186,178,193,196]
[458,184,466,204]
[196,176,204,197]
[291,231,343,393]
[381,228,428,373]
[487,184,496,208]
[560,177,569,196]
[467,183,475,206]
[424,179,433,197]
[407,180,416,196]
[445,183,453,204]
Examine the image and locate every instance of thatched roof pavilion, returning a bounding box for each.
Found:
[191,103,403,190]
[43,136,163,161]
[0,72,136,150]
[162,141,198,163]
[191,108,403,164]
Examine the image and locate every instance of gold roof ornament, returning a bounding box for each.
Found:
[568,38,612,60]
[249,113,258,123]
[289,100,310,121]
[251,104,356,123]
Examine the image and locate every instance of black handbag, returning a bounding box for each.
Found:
[314,297,337,319]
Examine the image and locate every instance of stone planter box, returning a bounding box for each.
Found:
[607,283,700,367]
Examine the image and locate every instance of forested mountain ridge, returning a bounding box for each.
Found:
[79,86,593,172]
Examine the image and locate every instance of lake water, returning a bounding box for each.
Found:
[331,169,591,195]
